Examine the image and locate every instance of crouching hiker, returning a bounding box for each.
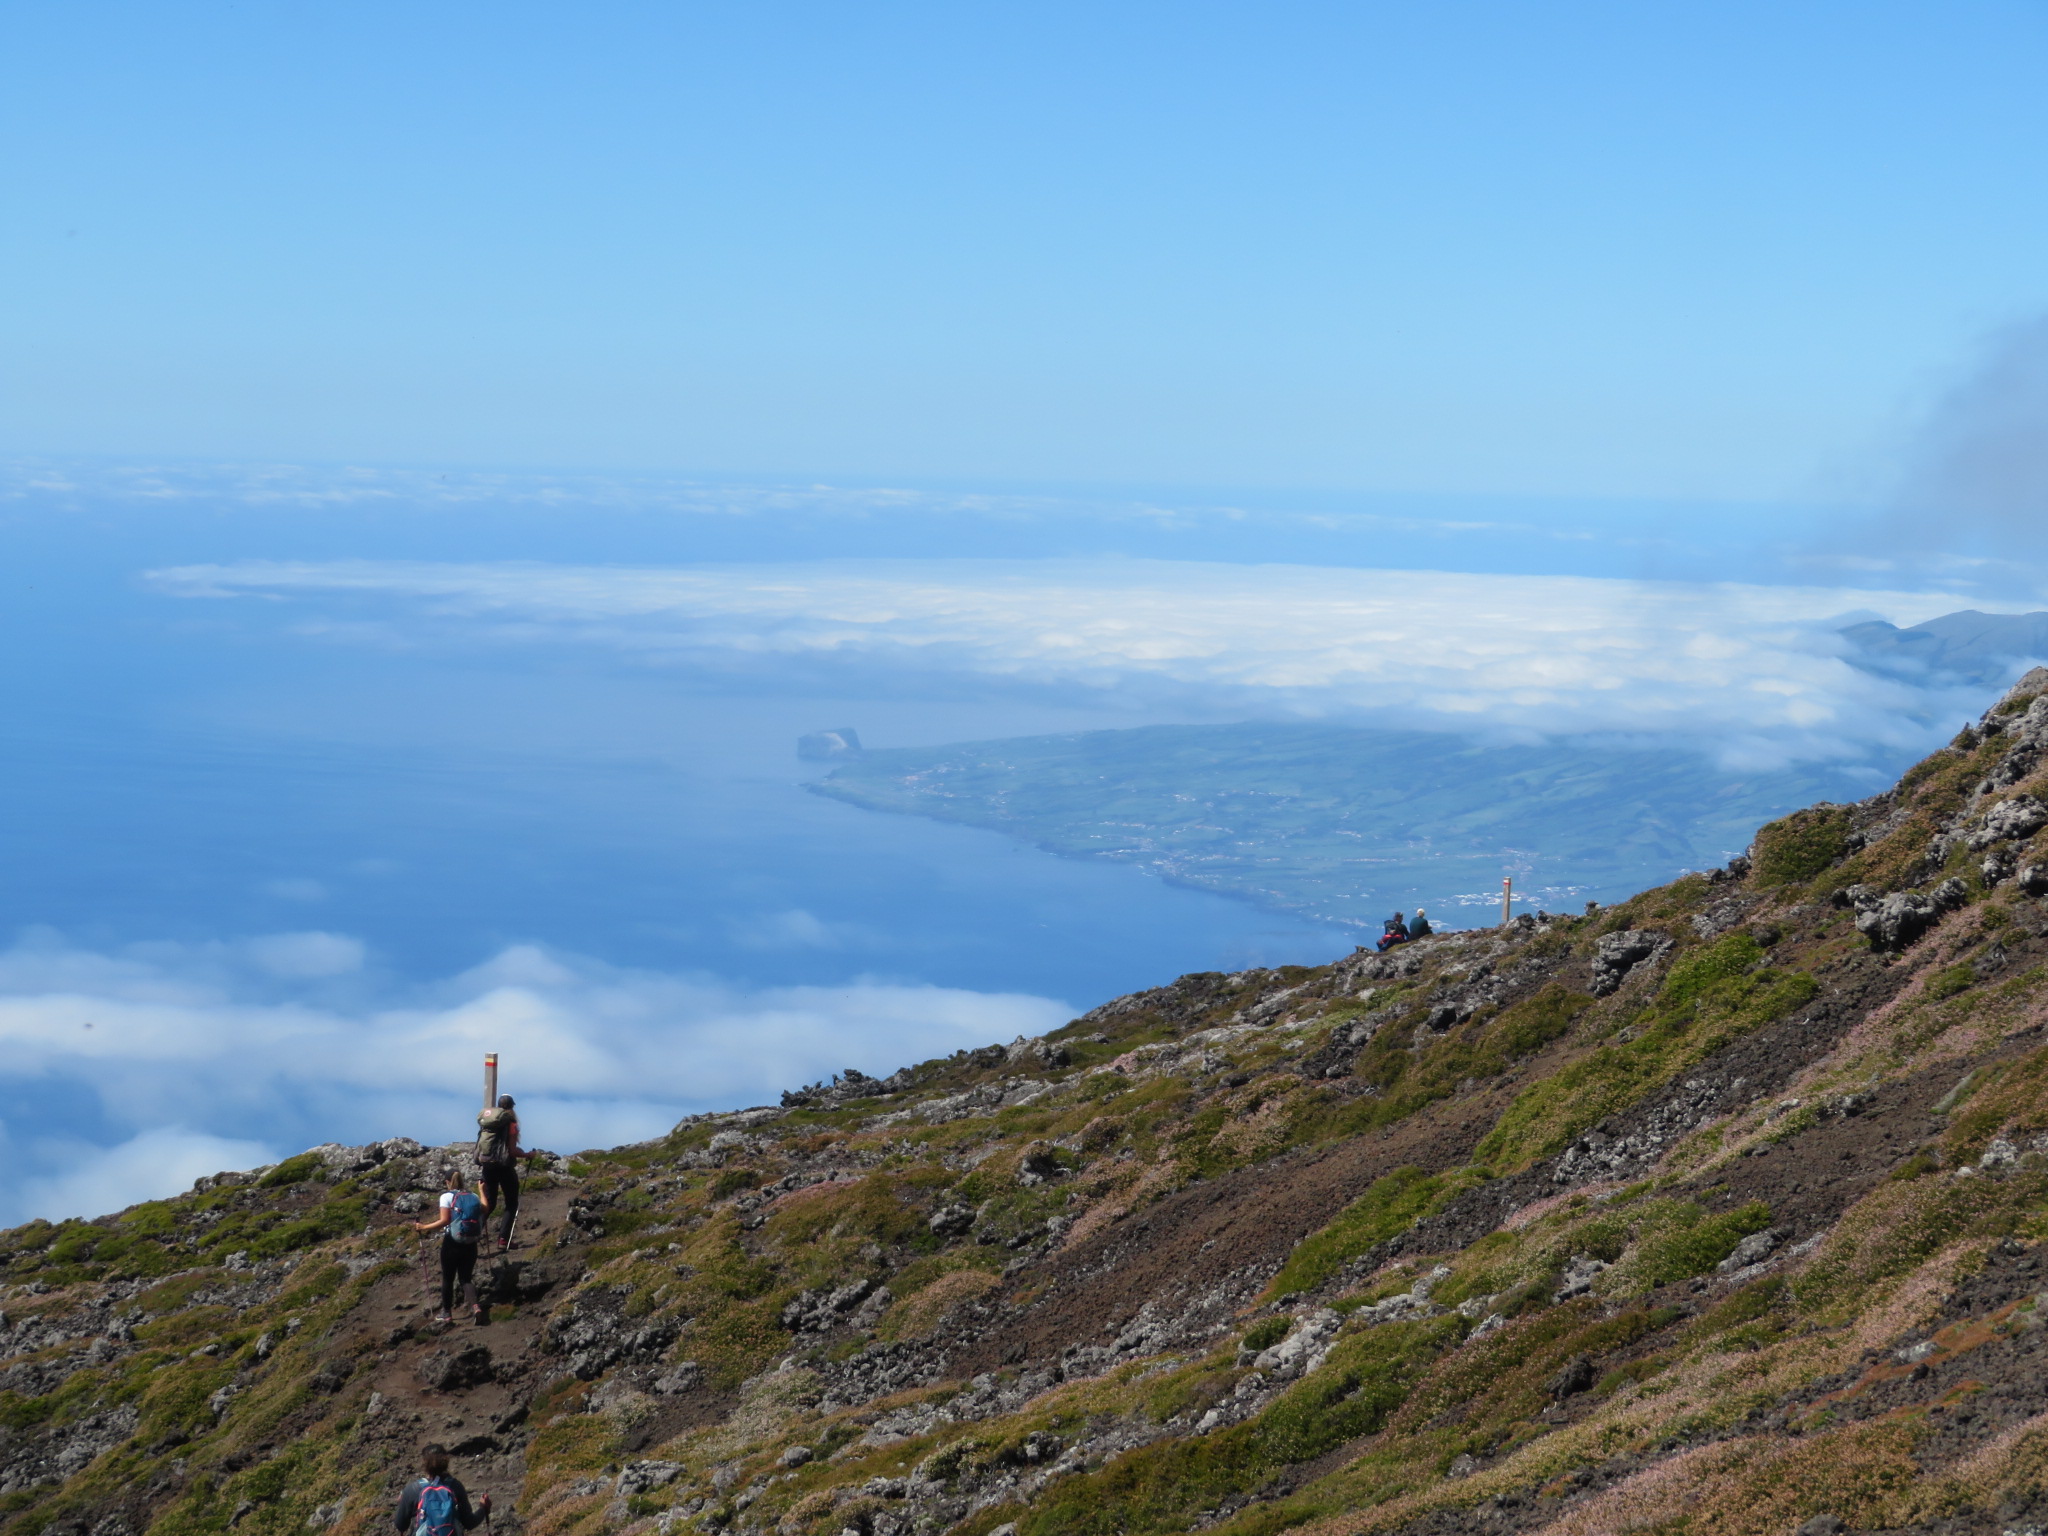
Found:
[412,1168,488,1325]
[394,1443,491,1536]
[475,1094,533,1253]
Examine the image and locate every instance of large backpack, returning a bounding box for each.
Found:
[475,1107,514,1165]
[447,1192,484,1246]
[414,1479,460,1536]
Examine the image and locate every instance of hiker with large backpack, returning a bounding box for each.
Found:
[475,1094,534,1253]
[412,1167,489,1325]
[393,1442,491,1536]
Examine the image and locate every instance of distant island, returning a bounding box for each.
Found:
[809,610,2048,927]
[809,721,1881,927]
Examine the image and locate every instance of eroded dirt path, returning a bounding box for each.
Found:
[337,1184,579,1529]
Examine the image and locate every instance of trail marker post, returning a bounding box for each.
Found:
[1500,877,1513,927]
[484,1053,498,1108]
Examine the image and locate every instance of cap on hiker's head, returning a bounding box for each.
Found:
[499,1095,514,1108]
[443,1166,462,1185]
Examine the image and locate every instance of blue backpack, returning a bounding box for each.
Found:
[448,1192,484,1246]
[414,1479,460,1536]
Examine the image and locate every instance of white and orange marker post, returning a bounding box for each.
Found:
[484,1053,499,1108]
[1500,877,1513,927]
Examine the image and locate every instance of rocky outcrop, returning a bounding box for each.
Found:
[1847,876,1968,951]
[1588,928,1672,995]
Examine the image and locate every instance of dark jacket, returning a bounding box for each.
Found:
[394,1476,485,1535]
[1407,914,1433,939]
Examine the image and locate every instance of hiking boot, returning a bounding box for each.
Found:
[496,1238,511,1253]
[433,1312,452,1325]
[472,1304,487,1325]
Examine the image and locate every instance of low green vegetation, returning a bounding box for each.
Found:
[1477,933,1816,1171]
[1752,805,1853,887]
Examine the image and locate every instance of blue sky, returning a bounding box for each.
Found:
[6,1,2048,497]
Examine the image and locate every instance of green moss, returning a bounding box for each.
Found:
[1691,1277,1787,1341]
[136,1304,237,1349]
[1490,984,1594,1058]
[1143,1356,1240,1423]
[1240,1317,1290,1353]
[1240,986,1596,1173]
[1266,1167,1455,1298]
[1939,1042,2048,1163]
[1926,962,1978,1001]
[1796,1168,2044,1326]
[1477,935,1816,1172]
[1890,1151,1940,1181]
[1752,806,1853,887]
[1627,1200,1772,1288]
[118,1201,179,1235]
[257,1153,324,1189]
[1019,1316,1460,1536]
[710,1167,760,1199]
[139,1358,237,1439]
[277,1261,353,1310]
[226,1197,365,1261]
[43,1227,103,1267]
[527,1410,620,1473]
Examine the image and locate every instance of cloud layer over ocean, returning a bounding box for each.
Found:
[0,928,1069,1226]
[155,558,1989,767]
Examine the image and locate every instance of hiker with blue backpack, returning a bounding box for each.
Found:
[412,1167,489,1325]
[393,1443,491,1536]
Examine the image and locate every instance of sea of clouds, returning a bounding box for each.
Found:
[0,926,1068,1226]
[154,557,1985,768]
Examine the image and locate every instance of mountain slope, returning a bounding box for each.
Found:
[14,671,2048,1536]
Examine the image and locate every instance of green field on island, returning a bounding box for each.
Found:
[811,721,1887,929]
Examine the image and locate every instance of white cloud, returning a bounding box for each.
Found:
[0,930,1073,1225]
[5,1127,281,1228]
[151,557,2008,766]
[241,932,366,978]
